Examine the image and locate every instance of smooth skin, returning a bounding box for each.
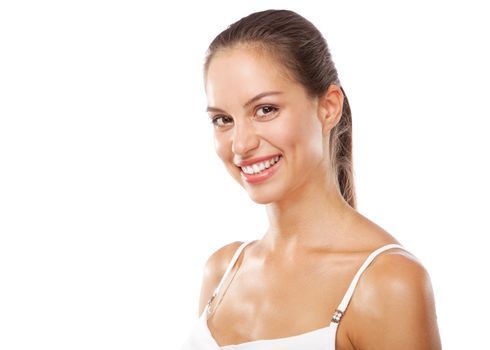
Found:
[201,45,442,349]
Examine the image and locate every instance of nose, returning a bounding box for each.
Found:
[231,119,260,156]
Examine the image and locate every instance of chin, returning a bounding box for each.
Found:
[228,164,287,204]
[242,181,286,205]
[247,192,277,205]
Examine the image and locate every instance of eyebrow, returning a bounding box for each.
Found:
[206,91,283,113]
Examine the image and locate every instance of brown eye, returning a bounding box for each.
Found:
[256,105,278,118]
[211,115,233,128]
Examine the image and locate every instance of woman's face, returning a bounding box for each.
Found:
[205,46,329,204]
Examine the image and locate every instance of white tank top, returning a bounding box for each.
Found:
[180,240,408,349]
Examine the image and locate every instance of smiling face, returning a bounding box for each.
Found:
[205,45,331,204]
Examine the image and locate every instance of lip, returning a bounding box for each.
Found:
[234,153,282,167]
[239,155,283,184]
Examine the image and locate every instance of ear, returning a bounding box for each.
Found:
[318,84,344,136]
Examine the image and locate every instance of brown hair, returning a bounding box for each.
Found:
[203,9,356,209]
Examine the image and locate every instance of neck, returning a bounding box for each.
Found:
[263,172,355,252]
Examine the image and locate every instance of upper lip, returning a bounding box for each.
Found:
[234,154,282,167]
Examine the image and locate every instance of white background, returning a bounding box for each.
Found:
[1,1,489,349]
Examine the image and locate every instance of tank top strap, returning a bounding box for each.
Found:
[206,240,255,312]
[329,243,407,326]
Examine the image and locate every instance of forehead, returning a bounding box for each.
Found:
[205,47,297,108]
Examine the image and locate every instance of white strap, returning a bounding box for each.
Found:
[211,240,254,299]
[330,243,406,324]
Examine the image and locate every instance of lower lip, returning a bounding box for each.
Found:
[240,156,283,184]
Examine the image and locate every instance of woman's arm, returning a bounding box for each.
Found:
[348,251,442,350]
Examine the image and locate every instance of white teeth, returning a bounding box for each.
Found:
[241,155,281,175]
[243,166,254,174]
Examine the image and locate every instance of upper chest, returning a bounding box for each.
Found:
[207,251,365,349]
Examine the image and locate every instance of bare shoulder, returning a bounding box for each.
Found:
[348,248,442,349]
[365,248,428,289]
[197,240,244,316]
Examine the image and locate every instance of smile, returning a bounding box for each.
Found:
[239,155,283,184]
[240,155,282,174]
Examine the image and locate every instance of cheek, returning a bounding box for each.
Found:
[214,133,231,161]
[280,113,324,162]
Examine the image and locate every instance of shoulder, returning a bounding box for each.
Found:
[202,240,244,290]
[363,248,429,296]
[197,240,244,316]
[347,248,442,349]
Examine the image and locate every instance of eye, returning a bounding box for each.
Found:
[211,115,233,128]
[256,105,279,119]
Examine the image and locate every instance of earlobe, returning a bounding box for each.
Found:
[321,110,343,137]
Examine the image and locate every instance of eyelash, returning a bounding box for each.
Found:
[210,105,279,128]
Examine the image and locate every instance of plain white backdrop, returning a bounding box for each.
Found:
[1,1,489,349]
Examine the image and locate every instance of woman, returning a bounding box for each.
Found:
[181,9,441,350]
